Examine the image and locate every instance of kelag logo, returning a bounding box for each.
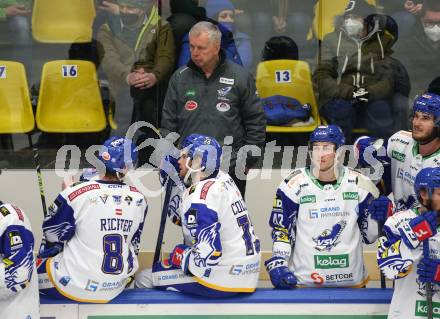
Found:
[300,195,316,204]
[415,300,440,317]
[342,192,358,200]
[314,254,349,269]
[392,150,406,162]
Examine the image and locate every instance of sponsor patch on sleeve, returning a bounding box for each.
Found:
[200,181,215,200]
[68,184,100,201]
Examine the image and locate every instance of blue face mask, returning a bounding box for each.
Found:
[220,22,234,33]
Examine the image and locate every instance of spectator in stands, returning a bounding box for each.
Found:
[0,0,32,78]
[167,0,206,59]
[382,0,423,37]
[161,21,266,196]
[428,76,440,95]
[394,0,440,99]
[97,0,175,139]
[314,0,396,143]
[205,0,253,69]
[177,0,249,69]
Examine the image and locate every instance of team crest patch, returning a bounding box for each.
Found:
[216,102,230,112]
[313,220,347,252]
[124,195,133,205]
[185,100,198,111]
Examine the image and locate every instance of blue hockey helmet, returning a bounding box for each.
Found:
[99,136,138,173]
[413,93,440,126]
[310,125,345,148]
[181,134,222,173]
[414,167,440,198]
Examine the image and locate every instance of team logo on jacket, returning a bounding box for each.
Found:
[59,276,71,287]
[313,220,347,252]
[185,100,198,111]
[216,102,230,112]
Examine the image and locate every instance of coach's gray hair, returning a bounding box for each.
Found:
[189,21,222,44]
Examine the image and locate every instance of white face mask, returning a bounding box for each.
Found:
[345,18,364,37]
[424,25,440,42]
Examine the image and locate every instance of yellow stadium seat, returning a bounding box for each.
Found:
[256,59,321,133]
[36,60,106,133]
[0,61,34,133]
[312,0,376,40]
[32,0,95,43]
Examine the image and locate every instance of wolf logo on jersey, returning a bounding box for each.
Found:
[313,220,347,252]
[193,223,221,267]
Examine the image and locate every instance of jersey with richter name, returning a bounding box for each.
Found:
[180,171,261,292]
[388,130,440,212]
[378,209,440,319]
[270,167,380,287]
[42,180,148,302]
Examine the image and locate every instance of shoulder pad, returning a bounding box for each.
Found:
[283,169,302,183]
[389,131,411,145]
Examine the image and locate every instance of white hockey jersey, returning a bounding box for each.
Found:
[0,203,39,319]
[388,130,440,211]
[378,209,440,319]
[40,180,148,302]
[270,167,380,287]
[179,171,261,292]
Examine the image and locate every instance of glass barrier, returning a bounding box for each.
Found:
[0,0,439,169]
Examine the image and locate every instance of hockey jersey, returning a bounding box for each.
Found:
[40,180,148,302]
[270,167,380,287]
[179,171,261,292]
[0,203,39,319]
[378,209,440,319]
[388,130,440,211]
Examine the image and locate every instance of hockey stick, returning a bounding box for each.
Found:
[424,240,434,319]
[153,178,174,264]
[28,134,48,218]
[356,175,387,288]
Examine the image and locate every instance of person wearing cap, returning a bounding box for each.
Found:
[97,0,175,138]
[314,0,396,143]
[176,0,247,69]
[266,125,391,289]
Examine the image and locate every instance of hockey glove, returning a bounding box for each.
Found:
[398,211,437,249]
[354,136,389,167]
[368,195,393,223]
[417,257,440,283]
[169,244,191,270]
[353,87,369,104]
[38,240,64,258]
[265,256,297,289]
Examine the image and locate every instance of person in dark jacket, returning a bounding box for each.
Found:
[177,0,247,69]
[314,0,396,142]
[394,0,440,99]
[161,21,266,197]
